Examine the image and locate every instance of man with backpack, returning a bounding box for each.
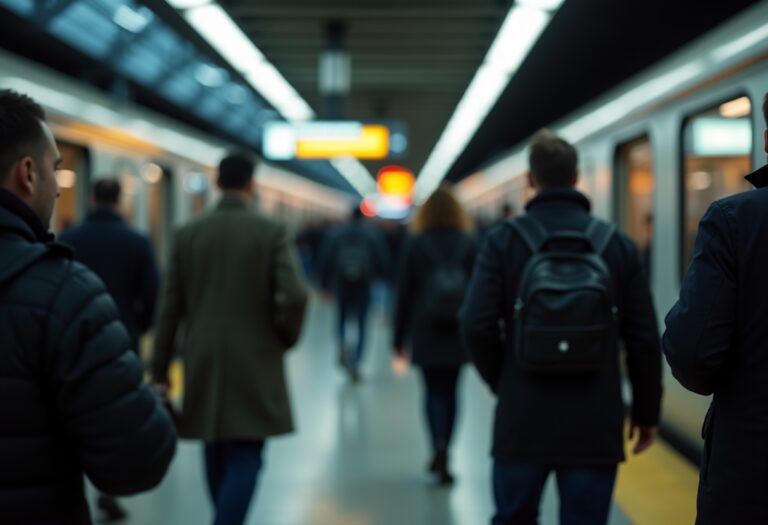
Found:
[460,130,662,524]
[320,207,390,381]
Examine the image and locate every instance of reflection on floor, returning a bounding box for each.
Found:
[90,299,632,524]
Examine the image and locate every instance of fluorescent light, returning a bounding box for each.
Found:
[246,62,315,121]
[185,5,265,72]
[517,0,565,11]
[113,5,152,33]
[719,96,751,118]
[485,6,550,73]
[167,0,212,8]
[331,157,378,196]
[711,22,768,63]
[414,1,563,199]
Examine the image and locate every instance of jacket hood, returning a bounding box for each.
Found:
[745,164,768,189]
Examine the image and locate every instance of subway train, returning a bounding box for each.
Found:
[0,48,353,263]
[456,1,768,455]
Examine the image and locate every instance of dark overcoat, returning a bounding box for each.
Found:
[60,209,159,351]
[460,188,662,464]
[664,164,768,524]
[152,197,308,441]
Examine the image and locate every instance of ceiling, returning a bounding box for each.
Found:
[0,0,762,192]
[218,0,508,179]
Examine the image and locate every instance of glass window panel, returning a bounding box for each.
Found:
[48,3,120,58]
[682,97,753,274]
[616,136,654,278]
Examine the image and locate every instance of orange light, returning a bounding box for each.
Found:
[360,197,377,217]
[377,166,414,196]
[296,125,390,160]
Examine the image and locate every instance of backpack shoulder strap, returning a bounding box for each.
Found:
[584,218,616,255]
[509,215,549,254]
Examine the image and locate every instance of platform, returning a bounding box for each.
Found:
[89,298,697,524]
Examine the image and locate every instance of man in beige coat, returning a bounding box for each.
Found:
[152,153,308,525]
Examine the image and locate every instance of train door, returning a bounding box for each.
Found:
[53,141,89,234]
[144,163,174,264]
[615,135,654,278]
[681,95,752,276]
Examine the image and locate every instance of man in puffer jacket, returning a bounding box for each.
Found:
[0,90,177,524]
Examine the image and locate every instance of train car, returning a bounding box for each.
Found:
[456,1,768,455]
[0,48,353,263]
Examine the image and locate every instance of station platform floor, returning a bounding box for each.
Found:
[91,298,700,524]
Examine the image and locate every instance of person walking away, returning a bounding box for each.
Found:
[663,92,768,525]
[319,207,391,382]
[393,184,476,485]
[0,88,176,524]
[151,152,308,525]
[60,177,160,521]
[460,130,662,525]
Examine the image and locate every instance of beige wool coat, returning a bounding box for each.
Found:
[152,196,308,441]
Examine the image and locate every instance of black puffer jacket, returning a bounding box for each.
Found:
[0,190,176,525]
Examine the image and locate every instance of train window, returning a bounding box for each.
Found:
[682,96,752,273]
[53,142,89,234]
[616,135,654,277]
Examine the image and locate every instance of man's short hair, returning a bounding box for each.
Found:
[218,153,256,190]
[528,129,578,189]
[93,178,121,206]
[0,89,47,181]
[763,92,767,127]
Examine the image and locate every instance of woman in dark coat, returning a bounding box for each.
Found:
[393,184,476,485]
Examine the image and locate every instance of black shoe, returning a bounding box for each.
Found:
[97,494,127,522]
[431,447,454,486]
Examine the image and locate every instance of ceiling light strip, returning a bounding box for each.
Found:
[414,0,564,201]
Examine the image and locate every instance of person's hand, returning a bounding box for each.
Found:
[628,422,657,454]
[392,350,409,376]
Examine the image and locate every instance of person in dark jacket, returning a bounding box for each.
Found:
[663,92,768,525]
[60,178,159,355]
[318,207,391,381]
[460,130,662,525]
[0,90,176,524]
[394,184,476,485]
[59,177,160,521]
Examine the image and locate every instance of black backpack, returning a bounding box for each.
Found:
[335,228,373,287]
[420,236,470,329]
[510,215,618,374]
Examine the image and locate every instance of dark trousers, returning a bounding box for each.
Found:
[420,367,461,449]
[492,462,617,525]
[337,291,370,369]
[204,440,265,525]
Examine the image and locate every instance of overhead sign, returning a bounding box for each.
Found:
[263,121,408,161]
[377,166,414,196]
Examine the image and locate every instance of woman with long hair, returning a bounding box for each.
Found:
[393,184,476,485]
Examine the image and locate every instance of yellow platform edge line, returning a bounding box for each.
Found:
[614,435,699,525]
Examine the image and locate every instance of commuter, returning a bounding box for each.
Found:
[663,92,768,525]
[393,184,476,485]
[151,152,308,525]
[460,130,662,525]
[318,207,390,382]
[59,177,160,521]
[0,89,176,524]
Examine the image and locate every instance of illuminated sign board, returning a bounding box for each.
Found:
[263,121,407,161]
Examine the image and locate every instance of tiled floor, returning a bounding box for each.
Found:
[90,298,633,524]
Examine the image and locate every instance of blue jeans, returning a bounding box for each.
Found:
[204,440,265,525]
[421,367,461,448]
[492,462,617,525]
[337,291,370,369]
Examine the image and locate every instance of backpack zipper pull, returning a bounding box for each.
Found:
[514,299,524,319]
